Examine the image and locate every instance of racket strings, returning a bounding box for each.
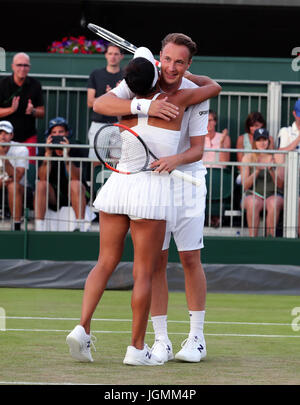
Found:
[95,126,122,168]
[95,125,149,173]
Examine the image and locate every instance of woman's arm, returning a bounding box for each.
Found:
[241,155,260,191]
[178,76,222,108]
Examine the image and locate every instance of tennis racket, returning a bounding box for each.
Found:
[88,23,160,67]
[94,123,202,187]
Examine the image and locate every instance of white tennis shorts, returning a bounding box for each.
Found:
[162,173,207,251]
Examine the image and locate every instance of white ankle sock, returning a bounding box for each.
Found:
[188,310,205,340]
[151,315,169,341]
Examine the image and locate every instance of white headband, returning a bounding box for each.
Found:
[133,47,158,88]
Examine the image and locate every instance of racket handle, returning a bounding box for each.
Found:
[171,169,202,187]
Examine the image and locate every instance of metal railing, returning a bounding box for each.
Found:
[1,73,299,146]
[0,143,299,238]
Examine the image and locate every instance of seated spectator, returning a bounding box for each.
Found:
[241,128,284,237]
[277,99,300,236]
[203,110,231,168]
[277,100,300,152]
[203,110,231,227]
[236,112,275,183]
[34,117,88,231]
[0,120,29,230]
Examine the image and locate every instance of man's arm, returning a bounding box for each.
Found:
[0,96,19,118]
[150,136,205,172]
[3,159,25,183]
[93,80,180,121]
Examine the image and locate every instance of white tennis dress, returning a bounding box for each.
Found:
[93,94,181,223]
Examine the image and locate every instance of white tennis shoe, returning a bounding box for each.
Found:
[151,337,174,363]
[123,344,164,366]
[66,325,96,362]
[175,335,207,362]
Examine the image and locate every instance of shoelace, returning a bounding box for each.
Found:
[180,337,198,349]
[152,339,170,351]
[86,334,97,352]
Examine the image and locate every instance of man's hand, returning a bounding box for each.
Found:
[25,98,34,115]
[11,96,20,113]
[148,97,179,121]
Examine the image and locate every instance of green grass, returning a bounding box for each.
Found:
[0,288,299,385]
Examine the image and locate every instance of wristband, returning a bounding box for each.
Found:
[130,98,151,115]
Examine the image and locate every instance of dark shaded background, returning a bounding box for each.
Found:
[1,1,299,58]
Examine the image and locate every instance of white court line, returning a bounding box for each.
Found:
[3,328,300,338]
[2,316,292,327]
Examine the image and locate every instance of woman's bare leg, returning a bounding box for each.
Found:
[80,211,130,334]
[129,219,166,349]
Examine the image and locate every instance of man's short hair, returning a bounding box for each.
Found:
[161,33,197,60]
[124,57,155,96]
[105,42,123,54]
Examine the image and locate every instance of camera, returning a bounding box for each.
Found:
[51,136,66,144]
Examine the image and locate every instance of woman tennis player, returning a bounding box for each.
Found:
[66,47,221,366]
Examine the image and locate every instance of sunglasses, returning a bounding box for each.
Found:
[15,64,30,68]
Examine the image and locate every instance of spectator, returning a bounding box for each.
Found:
[277,99,300,236]
[34,117,88,232]
[241,128,284,237]
[203,110,231,168]
[203,110,231,227]
[277,100,300,151]
[87,43,124,165]
[0,120,29,231]
[236,112,274,185]
[0,52,45,161]
[236,112,270,164]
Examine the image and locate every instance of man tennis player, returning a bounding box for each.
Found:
[94,33,216,363]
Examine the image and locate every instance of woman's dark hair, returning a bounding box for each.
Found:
[245,112,266,133]
[124,57,155,96]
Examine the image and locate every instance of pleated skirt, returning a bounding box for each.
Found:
[93,171,175,224]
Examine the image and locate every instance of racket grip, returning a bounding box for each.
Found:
[171,169,202,187]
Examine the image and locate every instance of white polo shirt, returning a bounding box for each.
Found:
[278,122,300,151]
[111,77,209,175]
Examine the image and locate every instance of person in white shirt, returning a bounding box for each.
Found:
[0,120,29,230]
[277,99,300,236]
[93,33,220,363]
[277,100,300,151]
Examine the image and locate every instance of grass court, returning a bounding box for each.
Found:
[0,288,299,385]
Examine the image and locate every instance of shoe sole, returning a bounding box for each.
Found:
[175,356,200,362]
[123,357,163,366]
[175,351,206,363]
[66,335,93,362]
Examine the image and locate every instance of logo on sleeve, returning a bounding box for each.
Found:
[198,110,208,116]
